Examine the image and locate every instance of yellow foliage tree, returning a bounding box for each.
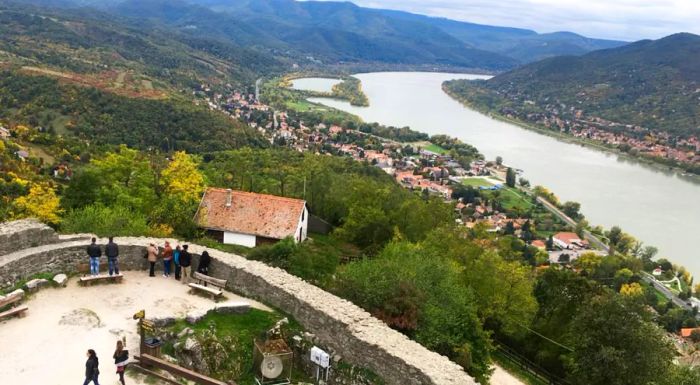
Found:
[14,184,63,224]
[161,151,206,203]
[620,282,644,297]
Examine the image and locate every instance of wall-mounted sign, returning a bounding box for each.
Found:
[310,346,330,368]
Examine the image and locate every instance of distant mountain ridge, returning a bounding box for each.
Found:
[444,33,700,137]
[13,0,627,71]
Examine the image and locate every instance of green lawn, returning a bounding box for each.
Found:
[461,178,494,188]
[484,187,536,211]
[423,143,447,154]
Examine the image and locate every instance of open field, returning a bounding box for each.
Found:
[20,66,167,99]
[423,143,447,154]
[461,177,495,188]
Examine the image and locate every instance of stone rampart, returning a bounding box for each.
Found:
[0,219,59,256]
[0,221,475,385]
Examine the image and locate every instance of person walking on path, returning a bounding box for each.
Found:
[86,238,102,276]
[180,244,192,284]
[113,339,128,385]
[105,237,120,276]
[197,250,211,276]
[147,243,158,277]
[83,349,100,385]
[174,244,182,281]
[162,241,173,278]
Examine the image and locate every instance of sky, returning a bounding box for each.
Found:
[313,0,700,41]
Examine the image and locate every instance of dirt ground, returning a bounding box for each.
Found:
[0,270,268,385]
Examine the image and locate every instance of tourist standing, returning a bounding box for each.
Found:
[113,339,128,385]
[197,250,211,276]
[105,237,120,276]
[162,241,173,278]
[180,245,192,284]
[147,243,158,277]
[82,349,100,385]
[174,244,182,281]
[86,238,102,276]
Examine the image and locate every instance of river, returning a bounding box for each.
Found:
[292,72,700,278]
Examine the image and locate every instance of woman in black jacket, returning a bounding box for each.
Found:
[197,250,211,275]
[83,349,100,385]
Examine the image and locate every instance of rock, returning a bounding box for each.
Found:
[25,278,50,292]
[185,309,208,324]
[6,289,25,301]
[152,316,176,327]
[177,327,194,339]
[184,337,199,351]
[53,273,68,287]
[214,300,250,314]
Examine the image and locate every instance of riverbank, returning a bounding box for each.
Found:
[442,84,700,180]
[284,73,369,106]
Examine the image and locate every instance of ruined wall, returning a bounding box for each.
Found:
[0,221,475,385]
[0,219,59,256]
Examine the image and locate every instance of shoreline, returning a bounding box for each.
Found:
[442,85,700,181]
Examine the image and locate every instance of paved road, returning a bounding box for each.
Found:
[640,271,694,311]
[534,196,610,252]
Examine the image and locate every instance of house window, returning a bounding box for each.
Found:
[302,208,305,221]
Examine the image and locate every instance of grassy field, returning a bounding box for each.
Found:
[485,187,536,211]
[423,143,447,154]
[461,177,494,188]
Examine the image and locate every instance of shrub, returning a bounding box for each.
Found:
[61,204,150,236]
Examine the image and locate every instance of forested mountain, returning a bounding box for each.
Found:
[445,33,700,137]
[11,0,626,71]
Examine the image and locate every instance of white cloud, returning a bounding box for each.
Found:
[314,0,700,41]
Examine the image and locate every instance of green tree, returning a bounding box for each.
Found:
[505,167,516,188]
[567,294,674,385]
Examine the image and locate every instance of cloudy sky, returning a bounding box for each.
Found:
[316,0,700,41]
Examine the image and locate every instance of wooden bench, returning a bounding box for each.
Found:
[0,305,28,320]
[0,290,28,320]
[79,274,124,286]
[136,354,234,385]
[188,272,226,300]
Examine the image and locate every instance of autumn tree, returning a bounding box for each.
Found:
[14,183,62,224]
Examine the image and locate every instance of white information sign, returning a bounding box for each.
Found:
[310,346,330,368]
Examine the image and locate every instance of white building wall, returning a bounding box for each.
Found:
[294,206,309,243]
[223,231,257,248]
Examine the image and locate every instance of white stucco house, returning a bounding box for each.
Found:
[195,188,308,248]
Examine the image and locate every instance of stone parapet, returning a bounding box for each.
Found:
[0,231,475,385]
[0,219,59,256]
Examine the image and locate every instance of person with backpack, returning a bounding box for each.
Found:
[113,339,129,385]
[180,245,192,284]
[82,349,100,385]
[174,244,182,281]
[105,237,120,276]
[86,238,102,276]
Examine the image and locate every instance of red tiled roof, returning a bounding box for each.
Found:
[531,240,546,249]
[195,188,306,240]
[554,232,581,244]
[681,328,700,338]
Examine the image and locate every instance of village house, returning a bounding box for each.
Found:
[0,125,10,139]
[552,232,587,250]
[195,188,308,248]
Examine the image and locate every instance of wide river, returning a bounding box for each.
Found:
[292,72,700,277]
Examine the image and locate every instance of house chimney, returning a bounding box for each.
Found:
[225,189,232,207]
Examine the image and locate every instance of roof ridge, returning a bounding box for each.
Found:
[205,187,306,204]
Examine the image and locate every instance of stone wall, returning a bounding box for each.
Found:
[0,219,59,256]
[0,221,476,385]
